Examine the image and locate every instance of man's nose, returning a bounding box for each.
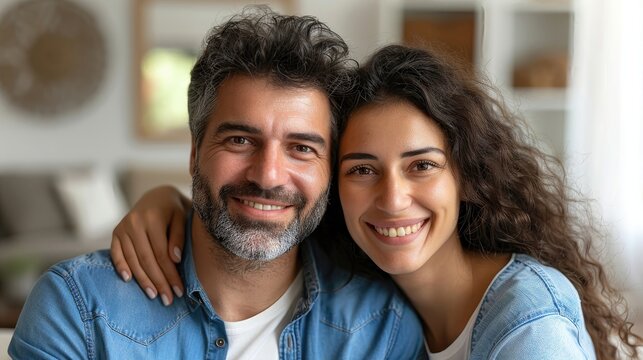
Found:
[246,143,289,189]
[374,173,412,214]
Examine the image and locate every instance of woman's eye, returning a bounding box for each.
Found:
[347,165,375,176]
[412,160,438,171]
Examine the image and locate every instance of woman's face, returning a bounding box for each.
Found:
[338,100,461,275]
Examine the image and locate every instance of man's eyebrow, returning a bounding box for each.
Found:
[288,133,326,148]
[215,122,261,135]
[339,153,377,163]
[401,147,445,158]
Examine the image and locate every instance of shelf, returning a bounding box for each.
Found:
[511,0,572,14]
[511,88,569,111]
[402,0,480,12]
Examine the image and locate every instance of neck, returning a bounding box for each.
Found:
[391,236,510,352]
[191,216,301,322]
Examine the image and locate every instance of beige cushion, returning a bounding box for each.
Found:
[0,328,13,360]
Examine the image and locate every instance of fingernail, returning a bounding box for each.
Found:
[173,247,182,261]
[173,285,183,298]
[161,294,171,306]
[145,287,157,300]
[121,271,131,282]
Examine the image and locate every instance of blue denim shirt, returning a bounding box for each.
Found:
[469,254,596,359]
[9,228,426,359]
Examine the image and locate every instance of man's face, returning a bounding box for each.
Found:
[191,75,332,261]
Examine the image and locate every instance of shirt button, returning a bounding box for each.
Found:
[215,338,226,348]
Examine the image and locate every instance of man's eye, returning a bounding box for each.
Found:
[294,144,313,153]
[229,136,249,145]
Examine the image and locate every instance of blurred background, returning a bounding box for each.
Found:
[0,0,641,353]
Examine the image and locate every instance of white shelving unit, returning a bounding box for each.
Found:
[378,0,574,160]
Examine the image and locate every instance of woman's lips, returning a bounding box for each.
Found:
[366,218,429,246]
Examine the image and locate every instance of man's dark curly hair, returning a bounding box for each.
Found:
[187,6,355,152]
[323,44,642,359]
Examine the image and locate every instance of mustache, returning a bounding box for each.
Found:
[219,182,306,209]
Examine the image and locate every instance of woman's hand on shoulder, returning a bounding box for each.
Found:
[111,185,191,306]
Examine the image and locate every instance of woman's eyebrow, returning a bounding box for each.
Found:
[401,147,445,158]
[340,147,445,163]
[339,153,377,163]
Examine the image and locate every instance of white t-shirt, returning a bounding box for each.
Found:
[224,271,303,360]
[426,255,516,360]
[426,300,481,360]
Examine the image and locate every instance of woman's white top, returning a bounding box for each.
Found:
[426,255,516,360]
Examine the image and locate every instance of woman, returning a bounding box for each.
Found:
[111,45,641,358]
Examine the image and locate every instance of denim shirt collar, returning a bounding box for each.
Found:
[180,210,215,316]
[179,210,323,320]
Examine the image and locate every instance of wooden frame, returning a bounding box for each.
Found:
[132,0,294,142]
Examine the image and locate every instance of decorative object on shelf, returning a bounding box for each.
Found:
[403,11,476,70]
[0,0,107,117]
[513,52,568,88]
[134,0,291,141]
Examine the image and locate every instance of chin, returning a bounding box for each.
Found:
[368,252,424,276]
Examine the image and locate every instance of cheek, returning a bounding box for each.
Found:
[198,152,249,192]
[293,161,331,200]
[338,182,367,228]
[422,177,461,226]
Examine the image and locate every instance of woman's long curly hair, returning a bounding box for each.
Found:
[321,44,641,359]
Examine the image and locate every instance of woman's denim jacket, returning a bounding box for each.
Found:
[469,254,596,359]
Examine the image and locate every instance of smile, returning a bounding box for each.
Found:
[239,199,286,211]
[373,220,425,238]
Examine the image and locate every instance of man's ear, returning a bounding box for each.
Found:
[189,139,197,176]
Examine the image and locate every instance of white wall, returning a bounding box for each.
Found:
[0,0,190,174]
[0,0,385,174]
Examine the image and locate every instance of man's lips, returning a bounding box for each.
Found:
[234,197,292,211]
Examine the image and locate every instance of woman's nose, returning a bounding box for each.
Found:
[374,173,412,214]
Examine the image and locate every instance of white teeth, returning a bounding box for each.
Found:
[374,221,424,238]
[241,199,285,211]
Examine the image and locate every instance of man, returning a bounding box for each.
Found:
[9,8,425,359]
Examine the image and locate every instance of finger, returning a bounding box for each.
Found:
[120,233,159,302]
[110,234,132,282]
[146,219,184,299]
[168,211,186,264]
[127,225,176,307]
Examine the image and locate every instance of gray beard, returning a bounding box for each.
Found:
[191,165,328,264]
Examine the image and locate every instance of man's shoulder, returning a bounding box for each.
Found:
[51,249,115,276]
[48,250,128,302]
[39,250,192,342]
